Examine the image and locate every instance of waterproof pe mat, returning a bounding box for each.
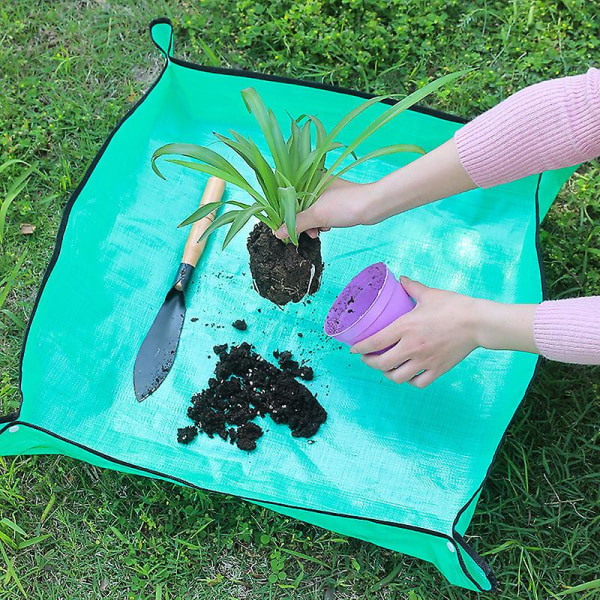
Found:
[0,19,575,592]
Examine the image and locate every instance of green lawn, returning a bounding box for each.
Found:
[1,1,599,598]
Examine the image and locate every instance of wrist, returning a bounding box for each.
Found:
[358,181,387,225]
[471,299,539,354]
[361,173,418,225]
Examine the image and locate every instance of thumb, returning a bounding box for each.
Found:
[274,206,320,240]
[400,276,428,301]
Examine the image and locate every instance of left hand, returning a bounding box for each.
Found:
[351,277,481,388]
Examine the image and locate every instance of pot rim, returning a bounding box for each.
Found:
[325,262,390,337]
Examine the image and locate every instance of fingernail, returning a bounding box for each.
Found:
[350,347,358,354]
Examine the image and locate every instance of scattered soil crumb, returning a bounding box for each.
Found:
[273,350,314,381]
[177,425,198,444]
[178,342,326,451]
[232,319,248,331]
[190,317,199,322]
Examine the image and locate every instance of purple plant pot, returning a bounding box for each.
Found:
[324,262,415,348]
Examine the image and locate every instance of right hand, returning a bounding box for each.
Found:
[274,179,381,240]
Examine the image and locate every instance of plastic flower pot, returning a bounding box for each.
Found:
[324,262,415,349]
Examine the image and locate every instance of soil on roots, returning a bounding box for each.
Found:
[247,222,323,305]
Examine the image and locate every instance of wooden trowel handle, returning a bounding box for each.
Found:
[181,177,225,267]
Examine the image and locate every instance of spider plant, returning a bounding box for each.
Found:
[151,71,464,248]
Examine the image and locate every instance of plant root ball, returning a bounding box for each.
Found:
[247,222,323,305]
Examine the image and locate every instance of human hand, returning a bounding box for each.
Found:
[351,277,538,388]
[274,178,382,240]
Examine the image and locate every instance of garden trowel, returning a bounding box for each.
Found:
[134,177,225,401]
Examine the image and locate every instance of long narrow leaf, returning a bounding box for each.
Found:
[229,131,280,209]
[213,132,280,221]
[326,71,467,175]
[1,168,34,243]
[153,143,272,208]
[314,144,425,199]
[222,204,265,249]
[280,186,298,246]
[0,159,29,175]
[300,96,392,188]
[164,159,267,206]
[241,88,292,175]
[177,201,225,228]
[153,143,242,181]
[197,209,242,243]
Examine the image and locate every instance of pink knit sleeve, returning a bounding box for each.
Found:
[454,68,600,188]
[534,297,600,364]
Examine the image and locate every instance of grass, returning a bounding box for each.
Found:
[0,0,599,598]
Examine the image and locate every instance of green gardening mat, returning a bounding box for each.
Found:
[0,19,575,591]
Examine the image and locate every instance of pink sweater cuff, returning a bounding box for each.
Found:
[455,68,600,188]
[534,297,600,364]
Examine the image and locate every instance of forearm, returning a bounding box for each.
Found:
[361,68,600,224]
[362,138,476,224]
[468,296,600,365]
[470,300,539,354]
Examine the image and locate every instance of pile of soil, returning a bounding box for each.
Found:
[178,342,327,451]
[247,222,323,306]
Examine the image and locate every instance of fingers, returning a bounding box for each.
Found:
[274,206,321,240]
[275,224,331,241]
[362,345,404,372]
[399,276,428,300]
[274,223,289,240]
[351,318,405,355]
[407,370,437,388]
[383,361,424,384]
[362,346,433,386]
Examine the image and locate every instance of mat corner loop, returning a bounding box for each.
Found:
[149,17,174,60]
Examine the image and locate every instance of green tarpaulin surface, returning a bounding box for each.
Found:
[0,19,575,591]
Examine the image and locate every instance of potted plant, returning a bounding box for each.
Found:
[151,72,462,305]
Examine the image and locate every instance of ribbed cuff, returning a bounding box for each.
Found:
[455,68,600,188]
[534,297,600,365]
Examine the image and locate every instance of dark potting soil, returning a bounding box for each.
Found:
[324,263,386,335]
[273,350,314,381]
[247,222,323,305]
[232,319,247,331]
[177,342,326,451]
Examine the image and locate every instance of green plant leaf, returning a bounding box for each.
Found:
[300,95,392,188]
[152,142,269,207]
[153,143,239,180]
[241,88,292,176]
[1,167,35,243]
[0,250,27,312]
[214,131,280,220]
[316,144,425,198]
[0,159,29,175]
[280,186,298,246]
[163,158,267,206]
[325,70,467,177]
[197,209,243,243]
[222,204,265,249]
[177,201,225,228]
